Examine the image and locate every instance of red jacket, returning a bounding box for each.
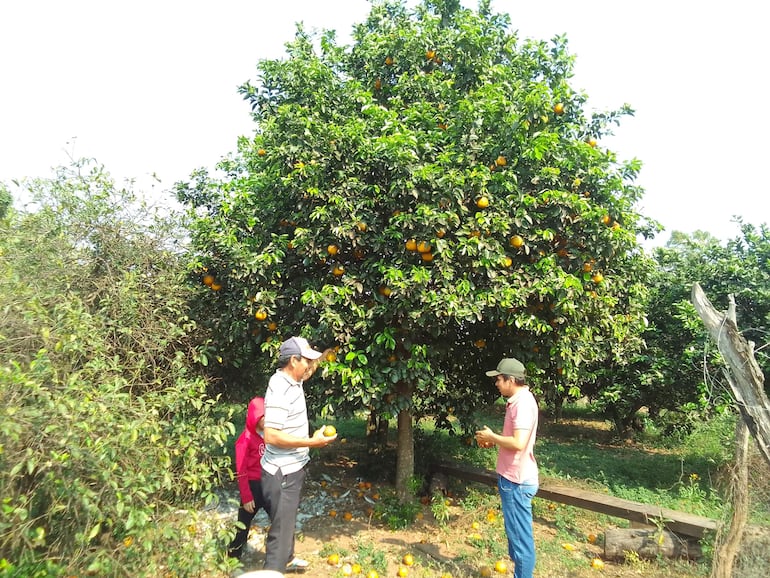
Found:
[234,397,265,504]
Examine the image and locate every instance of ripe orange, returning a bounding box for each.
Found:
[553,103,565,115]
[587,532,597,544]
[612,221,621,231]
[405,239,418,252]
[486,510,496,522]
[332,265,345,276]
[323,425,337,437]
[495,155,507,167]
[420,252,434,262]
[267,321,278,331]
[426,49,436,60]
[366,571,379,578]
[601,214,612,225]
[417,241,432,253]
[356,222,367,232]
[326,351,337,362]
[374,78,382,90]
[510,235,524,248]
[587,137,598,147]
[471,521,481,530]
[397,566,409,577]
[494,560,508,573]
[329,509,337,518]
[257,148,266,156]
[202,274,215,286]
[327,244,339,255]
[591,557,605,569]
[254,310,267,321]
[379,286,392,297]
[436,228,445,238]
[501,256,513,268]
[562,543,576,551]
[343,511,353,521]
[474,339,486,349]
[402,553,415,566]
[210,282,222,291]
[476,196,489,209]
[352,563,362,574]
[592,272,604,284]
[582,262,593,273]
[385,56,393,66]
[327,553,340,565]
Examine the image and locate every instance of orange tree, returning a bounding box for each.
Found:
[177,0,655,498]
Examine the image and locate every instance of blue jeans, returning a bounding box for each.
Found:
[498,475,538,578]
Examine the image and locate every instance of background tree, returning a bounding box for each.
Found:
[0,159,233,577]
[178,0,654,499]
[589,224,770,437]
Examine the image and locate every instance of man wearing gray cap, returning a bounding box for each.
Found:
[261,336,337,573]
[476,358,539,578]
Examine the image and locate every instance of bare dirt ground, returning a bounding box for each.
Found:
[217,426,710,578]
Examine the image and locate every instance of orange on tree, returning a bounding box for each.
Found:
[210,282,223,291]
[385,55,393,66]
[420,252,434,262]
[476,196,489,209]
[426,49,436,60]
[326,351,337,362]
[510,235,524,248]
[327,244,339,255]
[379,286,392,297]
[356,221,367,232]
[202,274,215,286]
[436,228,445,238]
[405,238,418,251]
[374,78,382,90]
[257,148,266,156]
[601,214,612,225]
[592,272,604,284]
[501,256,512,268]
[416,241,431,253]
[494,155,507,166]
[582,262,593,272]
[553,102,565,115]
[267,321,278,331]
[332,265,345,276]
[254,309,267,321]
[587,136,598,147]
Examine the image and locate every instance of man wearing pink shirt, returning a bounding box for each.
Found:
[476,358,539,578]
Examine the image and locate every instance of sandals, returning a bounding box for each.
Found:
[285,557,310,573]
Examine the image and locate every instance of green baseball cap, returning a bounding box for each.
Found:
[485,357,526,379]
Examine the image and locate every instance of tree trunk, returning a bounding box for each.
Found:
[712,420,750,578]
[604,528,702,560]
[366,408,388,455]
[691,283,770,467]
[395,408,414,503]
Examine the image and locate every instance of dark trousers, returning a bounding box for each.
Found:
[227,479,267,559]
[261,467,306,572]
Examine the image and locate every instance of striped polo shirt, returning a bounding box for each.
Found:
[261,369,310,475]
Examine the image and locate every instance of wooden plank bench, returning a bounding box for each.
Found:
[430,461,719,539]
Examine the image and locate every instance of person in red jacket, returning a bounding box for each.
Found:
[227,396,267,559]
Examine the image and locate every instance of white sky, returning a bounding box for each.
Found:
[1,0,766,247]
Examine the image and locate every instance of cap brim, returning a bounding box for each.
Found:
[302,350,323,360]
[485,370,501,377]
